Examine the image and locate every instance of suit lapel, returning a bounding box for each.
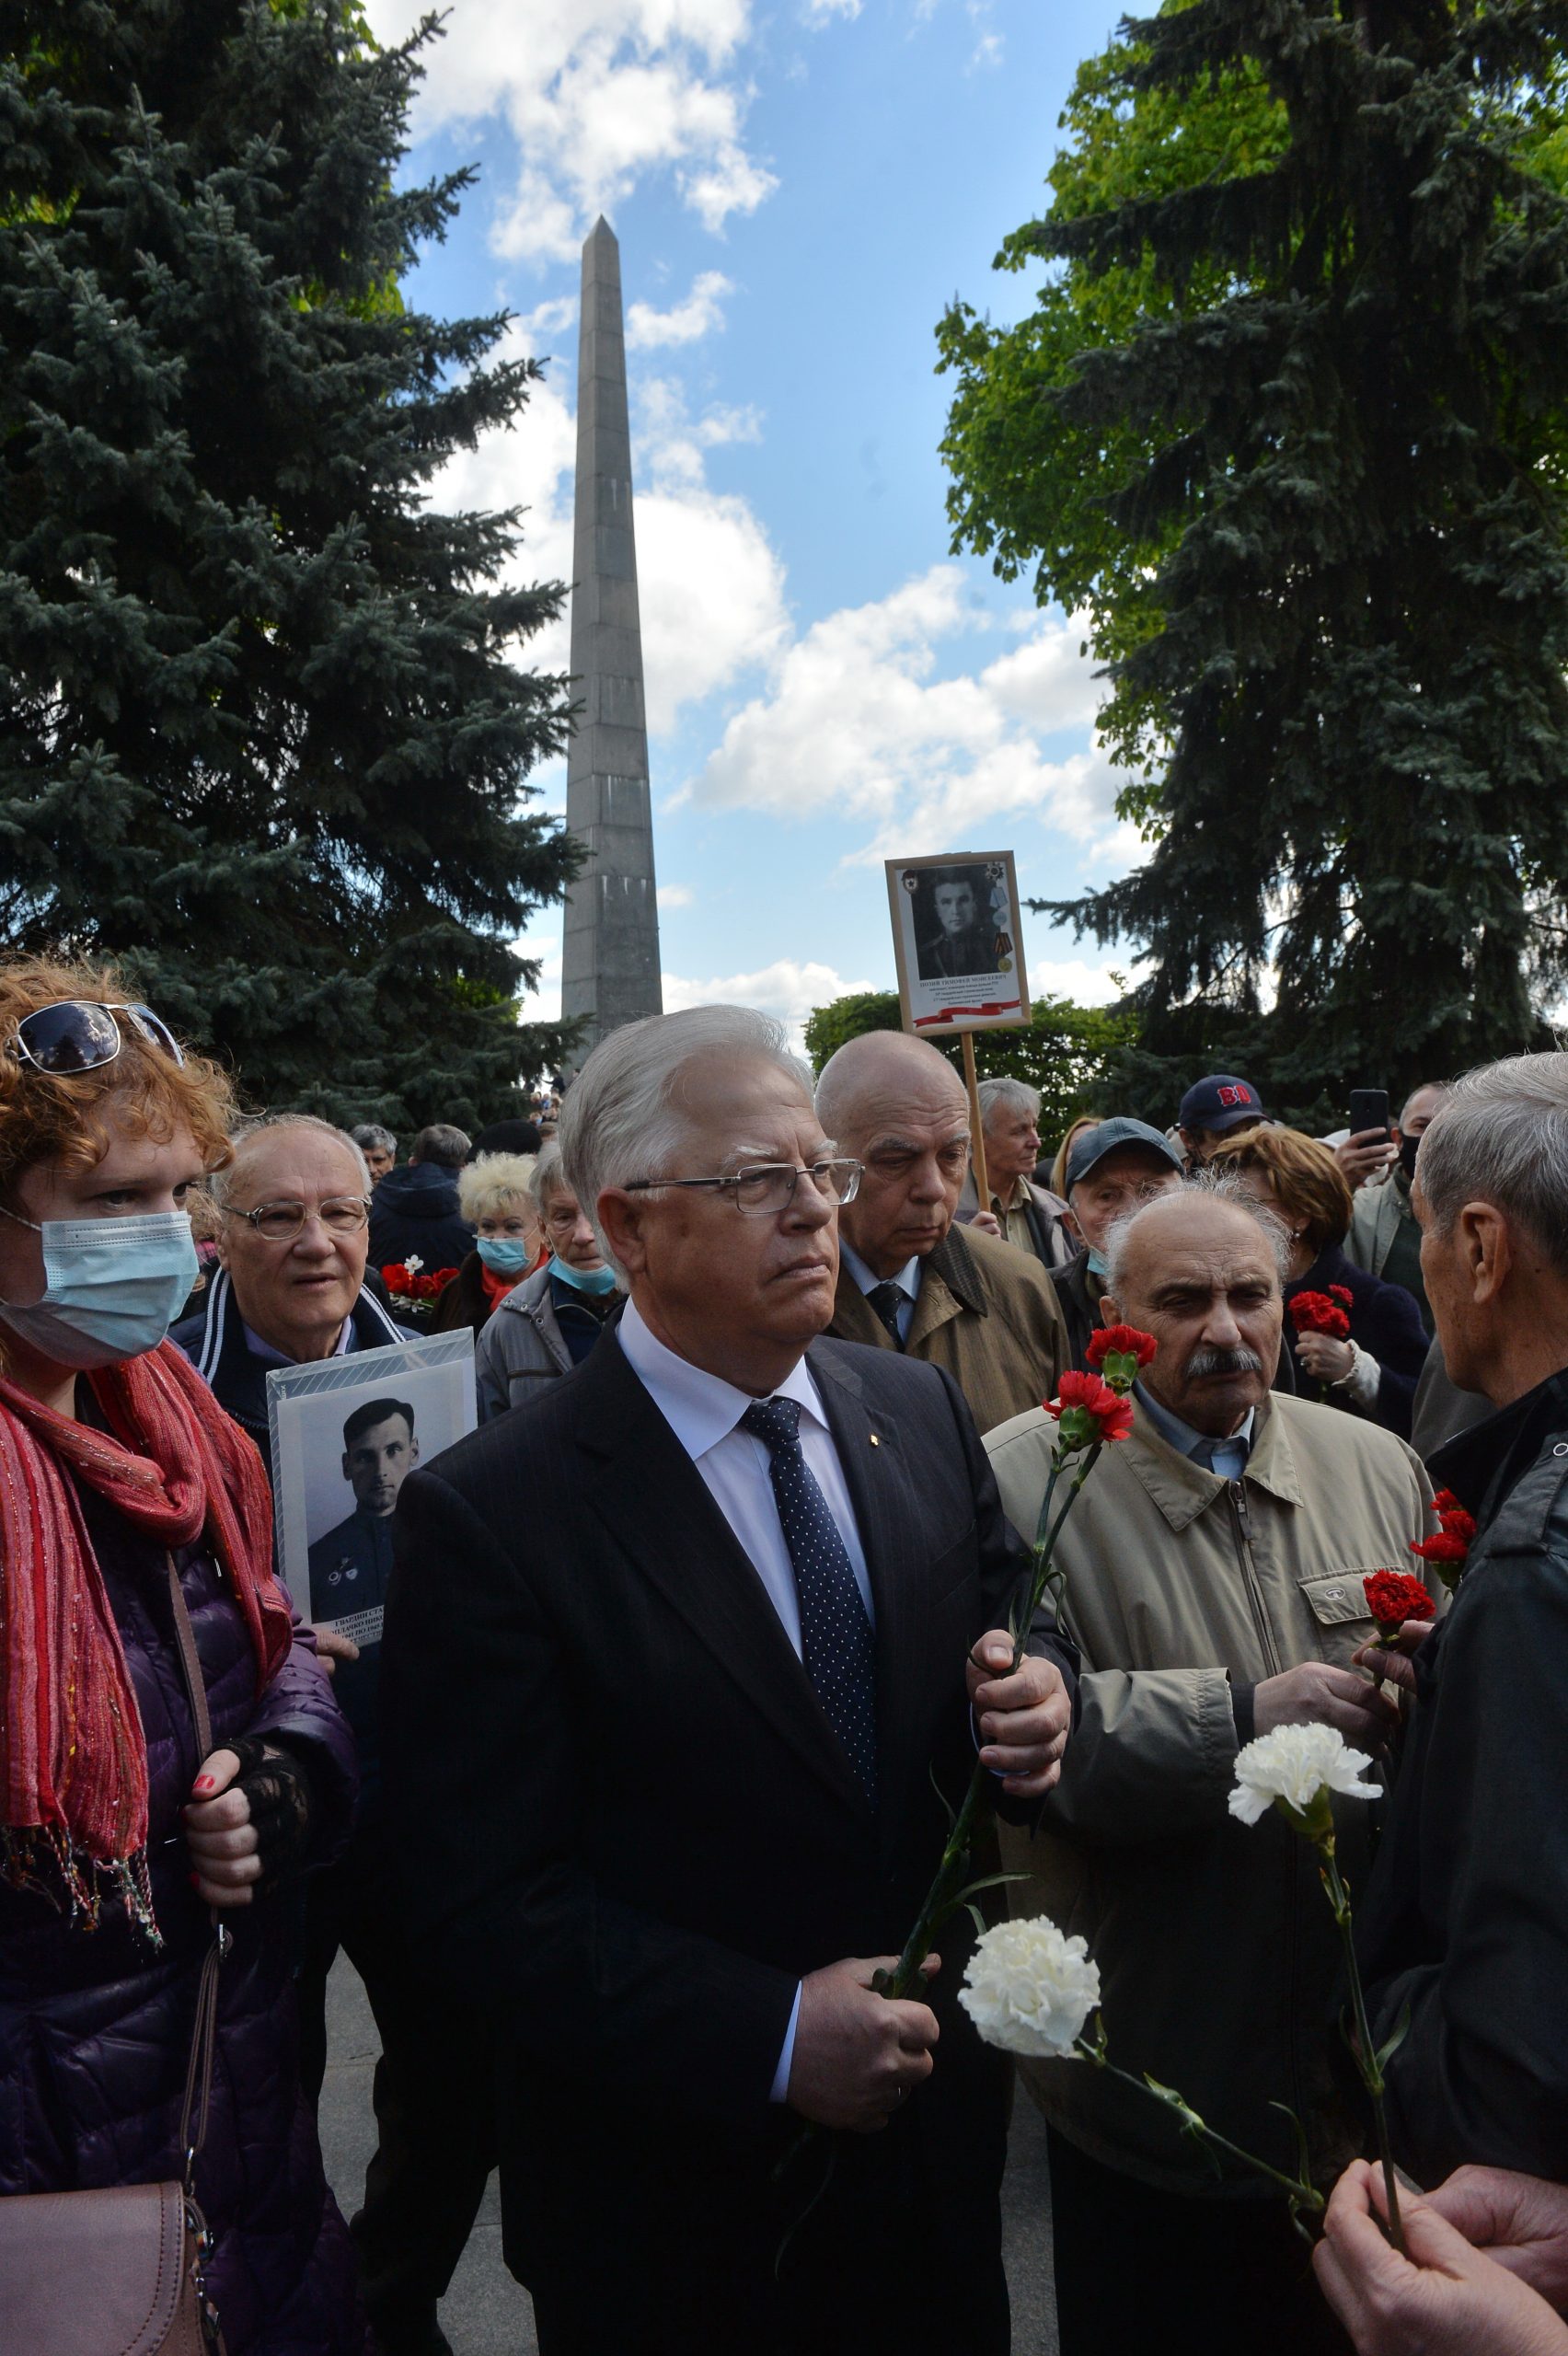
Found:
[576,1334,869,1820]
[808,1344,931,1865]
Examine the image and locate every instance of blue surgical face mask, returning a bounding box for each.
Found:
[548,1253,617,1297]
[0,1209,199,1369]
[1086,1246,1111,1279]
[477,1235,536,1276]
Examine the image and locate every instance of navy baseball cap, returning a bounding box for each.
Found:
[1177,1074,1270,1137]
[1066,1117,1185,1191]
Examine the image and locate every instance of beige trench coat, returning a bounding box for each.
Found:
[828,1220,1070,1437]
[986,1390,1436,2196]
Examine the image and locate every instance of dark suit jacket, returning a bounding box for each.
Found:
[379,1325,1075,2332]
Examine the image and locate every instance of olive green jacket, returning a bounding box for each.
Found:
[986,1390,1435,2197]
[828,1220,1069,1438]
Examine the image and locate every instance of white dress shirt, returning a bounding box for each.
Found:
[616,1296,875,2100]
[838,1240,922,1345]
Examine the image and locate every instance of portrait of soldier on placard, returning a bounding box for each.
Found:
[306,1395,420,1627]
[914,864,1009,982]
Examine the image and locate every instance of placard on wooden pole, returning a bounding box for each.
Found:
[883,849,1031,1217]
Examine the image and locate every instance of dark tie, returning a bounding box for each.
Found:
[741,1397,878,1805]
[866,1280,905,1348]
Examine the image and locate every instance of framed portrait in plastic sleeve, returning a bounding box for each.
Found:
[884,849,1031,1035]
[266,1328,476,1651]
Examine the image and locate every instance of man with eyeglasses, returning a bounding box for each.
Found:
[816,1030,1071,1438]
[171,1113,492,2356]
[380,1004,1078,2356]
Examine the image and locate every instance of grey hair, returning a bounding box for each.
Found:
[1416,1051,1568,1275]
[207,1114,370,1207]
[350,1123,397,1158]
[978,1076,1041,1125]
[559,1006,813,1281]
[1101,1167,1293,1297]
[526,1140,571,1209]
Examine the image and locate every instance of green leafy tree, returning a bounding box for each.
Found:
[0,0,579,1128]
[802,990,1141,1155]
[939,2,1568,1101]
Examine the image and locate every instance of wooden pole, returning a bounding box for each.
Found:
[962,1031,991,1213]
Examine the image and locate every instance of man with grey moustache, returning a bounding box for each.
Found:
[983,1177,1436,2356]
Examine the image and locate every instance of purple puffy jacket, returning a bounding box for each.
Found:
[0,1485,363,2355]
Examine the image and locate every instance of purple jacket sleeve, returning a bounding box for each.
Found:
[244,1579,359,1867]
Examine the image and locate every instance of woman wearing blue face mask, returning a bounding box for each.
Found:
[473,1141,620,1419]
[0,958,362,2354]
[429,1150,547,1335]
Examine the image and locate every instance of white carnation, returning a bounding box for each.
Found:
[959,1917,1100,2060]
[1228,1722,1378,1828]
[402,1255,423,1273]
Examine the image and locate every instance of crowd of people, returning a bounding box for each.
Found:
[1,956,1565,2356]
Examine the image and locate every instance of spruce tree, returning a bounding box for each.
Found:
[942,2,1568,1108]
[0,0,578,1128]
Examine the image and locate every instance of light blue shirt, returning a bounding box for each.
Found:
[617,1296,875,2106]
[1136,1383,1255,1483]
[839,1240,921,1345]
[239,1314,352,1369]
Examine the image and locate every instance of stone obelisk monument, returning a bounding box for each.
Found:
[559,216,662,1057]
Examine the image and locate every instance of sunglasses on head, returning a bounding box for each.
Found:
[8,999,186,1077]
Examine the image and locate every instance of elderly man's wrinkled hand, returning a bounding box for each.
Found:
[1254,1660,1401,1753]
[967,1631,1071,1797]
[1424,2167,1568,2309]
[1314,2159,1568,2356]
[1353,1619,1431,1697]
[312,1625,361,1680]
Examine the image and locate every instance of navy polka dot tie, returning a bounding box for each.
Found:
[742,1397,878,1806]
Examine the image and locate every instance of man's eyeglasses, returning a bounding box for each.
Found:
[223,1195,372,1242]
[623,1159,863,1218]
[9,999,185,1076]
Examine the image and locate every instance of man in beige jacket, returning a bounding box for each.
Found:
[816,1031,1069,1435]
[986,1182,1435,2356]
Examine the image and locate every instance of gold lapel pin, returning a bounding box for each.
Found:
[869,1433,882,1448]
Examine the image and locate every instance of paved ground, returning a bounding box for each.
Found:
[320,1958,1060,2355]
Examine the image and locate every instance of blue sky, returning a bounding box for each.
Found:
[364,0,1136,1043]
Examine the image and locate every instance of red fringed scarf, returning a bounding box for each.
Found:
[0,1340,291,1934]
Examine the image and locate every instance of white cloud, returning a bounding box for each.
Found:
[627,269,733,348]
[662,958,876,1046]
[658,882,695,907]
[365,0,777,262]
[803,0,860,18]
[686,566,1124,861]
[430,329,788,738]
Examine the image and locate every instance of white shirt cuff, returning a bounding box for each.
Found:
[769,1982,802,2104]
[1332,1339,1382,1410]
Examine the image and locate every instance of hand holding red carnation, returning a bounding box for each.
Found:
[1364,1570,1436,1643]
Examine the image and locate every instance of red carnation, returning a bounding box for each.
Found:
[1289,1290,1351,1341]
[1329,1284,1354,1309]
[1364,1571,1437,1629]
[1086,1324,1159,1374]
[381,1264,411,1297]
[1048,1369,1136,1449]
[1432,1487,1465,1518]
[1411,1531,1468,1565]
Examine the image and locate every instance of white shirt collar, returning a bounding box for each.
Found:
[839,1241,921,1301]
[617,1295,826,1463]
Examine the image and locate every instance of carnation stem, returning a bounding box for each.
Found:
[875,1443,1101,2003]
[1318,1842,1406,2255]
[1076,2038,1324,2214]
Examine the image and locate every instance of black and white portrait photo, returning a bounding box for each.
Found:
[886,848,1031,1035]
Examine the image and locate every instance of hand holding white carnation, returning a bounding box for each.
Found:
[959,1917,1100,2060]
[1229,1722,1378,1830]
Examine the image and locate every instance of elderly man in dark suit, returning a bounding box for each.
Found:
[380,1004,1077,2356]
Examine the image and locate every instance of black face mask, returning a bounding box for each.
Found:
[1398,1131,1421,1182]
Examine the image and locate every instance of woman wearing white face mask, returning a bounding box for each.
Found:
[0,959,362,2353]
[472,1141,620,1418]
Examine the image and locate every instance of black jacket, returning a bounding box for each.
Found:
[367,1161,473,1275]
[379,1326,1077,2348]
[1358,1367,1568,2184]
[1283,1242,1428,1439]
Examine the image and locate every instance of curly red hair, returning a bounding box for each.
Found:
[0,957,236,1198]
